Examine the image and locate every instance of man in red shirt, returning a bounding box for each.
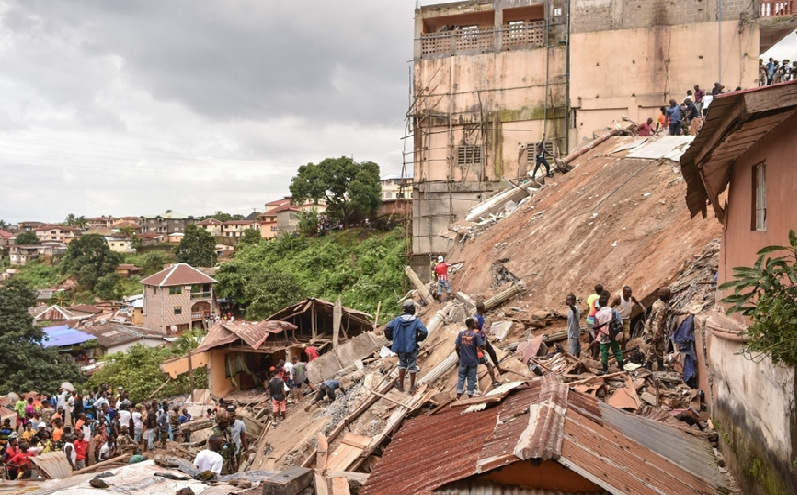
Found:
[303,344,319,361]
[433,256,463,302]
[637,118,654,136]
[8,442,35,479]
[73,431,88,470]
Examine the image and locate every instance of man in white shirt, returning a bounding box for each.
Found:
[193,435,224,475]
[131,404,144,443]
[118,404,132,432]
[227,407,248,467]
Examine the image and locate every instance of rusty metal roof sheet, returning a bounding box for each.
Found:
[140,263,217,287]
[362,377,725,495]
[195,320,297,352]
[30,451,73,479]
[514,375,568,461]
[433,481,609,494]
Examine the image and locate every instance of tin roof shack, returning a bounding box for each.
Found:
[680,80,797,494]
[362,376,726,495]
[82,323,170,356]
[268,298,380,381]
[162,319,297,399]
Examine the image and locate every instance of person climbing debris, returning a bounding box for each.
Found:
[385,300,428,394]
[456,318,485,399]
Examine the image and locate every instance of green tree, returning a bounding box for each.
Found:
[118,225,135,238]
[95,272,122,301]
[289,157,382,228]
[198,212,246,222]
[85,344,207,401]
[15,231,39,245]
[175,224,217,267]
[60,233,122,290]
[244,271,306,320]
[297,209,320,236]
[0,219,8,230]
[720,230,797,366]
[63,214,88,228]
[50,290,72,307]
[131,234,143,252]
[142,251,168,275]
[0,279,84,394]
[238,227,263,247]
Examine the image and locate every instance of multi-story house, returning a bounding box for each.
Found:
[140,211,196,234]
[141,263,217,334]
[196,218,223,237]
[17,221,44,232]
[34,225,79,244]
[381,173,414,200]
[105,236,134,253]
[410,0,795,268]
[87,217,114,230]
[222,220,258,238]
[259,211,279,240]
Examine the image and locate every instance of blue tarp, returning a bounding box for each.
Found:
[671,315,697,384]
[42,325,95,348]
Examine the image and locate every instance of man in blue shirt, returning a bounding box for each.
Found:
[456,318,485,399]
[666,99,682,136]
[385,300,428,394]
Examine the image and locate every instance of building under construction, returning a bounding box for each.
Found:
[408,0,796,271]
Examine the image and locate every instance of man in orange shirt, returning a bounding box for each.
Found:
[52,418,64,445]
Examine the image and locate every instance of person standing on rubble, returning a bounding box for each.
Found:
[385,300,428,394]
[226,406,248,468]
[156,407,169,449]
[611,286,646,349]
[434,256,462,302]
[566,294,581,357]
[211,411,235,474]
[474,302,503,387]
[666,99,682,136]
[645,287,676,371]
[594,291,624,375]
[585,284,603,345]
[531,139,554,181]
[268,370,288,428]
[456,318,485,399]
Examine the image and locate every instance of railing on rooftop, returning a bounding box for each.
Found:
[190,291,212,300]
[761,0,794,16]
[420,21,544,58]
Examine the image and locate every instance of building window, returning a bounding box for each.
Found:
[456,145,483,167]
[752,162,767,231]
[174,307,182,315]
[169,286,182,295]
[271,226,278,232]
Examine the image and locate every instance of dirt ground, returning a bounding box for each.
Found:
[448,136,723,311]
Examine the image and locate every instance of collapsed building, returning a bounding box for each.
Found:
[409,0,796,268]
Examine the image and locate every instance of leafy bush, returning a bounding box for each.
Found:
[720,230,797,365]
[86,330,208,401]
[11,259,65,289]
[216,227,406,325]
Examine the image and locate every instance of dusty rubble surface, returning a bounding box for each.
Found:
[448,135,723,308]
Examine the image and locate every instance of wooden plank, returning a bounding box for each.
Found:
[331,476,352,495]
[341,433,372,449]
[404,265,433,304]
[315,472,330,495]
[326,444,363,472]
[450,394,505,408]
[332,295,342,349]
[316,433,328,472]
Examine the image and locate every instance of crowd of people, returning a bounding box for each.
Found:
[761,58,796,86]
[0,383,256,479]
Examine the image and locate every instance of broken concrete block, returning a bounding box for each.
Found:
[530,310,550,321]
[262,466,313,495]
[449,304,466,324]
[455,292,476,312]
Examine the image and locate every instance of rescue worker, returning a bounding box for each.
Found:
[645,287,673,371]
[211,411,236,474]
[384,300,428,394]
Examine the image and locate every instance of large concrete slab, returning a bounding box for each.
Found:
[261,466,313,495]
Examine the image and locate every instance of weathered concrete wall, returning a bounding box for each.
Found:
[704,325,797,495]
[570,20,760,141]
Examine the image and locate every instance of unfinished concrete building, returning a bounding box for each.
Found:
[410,0,796,270]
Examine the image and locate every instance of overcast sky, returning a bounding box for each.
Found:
[0,1,417,223]
[1,2,795,224]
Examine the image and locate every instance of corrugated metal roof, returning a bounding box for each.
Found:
[140,263,217,287]
[30,452,73,479]
[32,306,92,321]
[195,320,298,352]
[434,481,608,495]
[362,377,725,495]
[514,375,568,461]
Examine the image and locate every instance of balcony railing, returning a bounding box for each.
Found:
[761,0,794,16]
[190,291,212,300]
[420,22,544,58]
